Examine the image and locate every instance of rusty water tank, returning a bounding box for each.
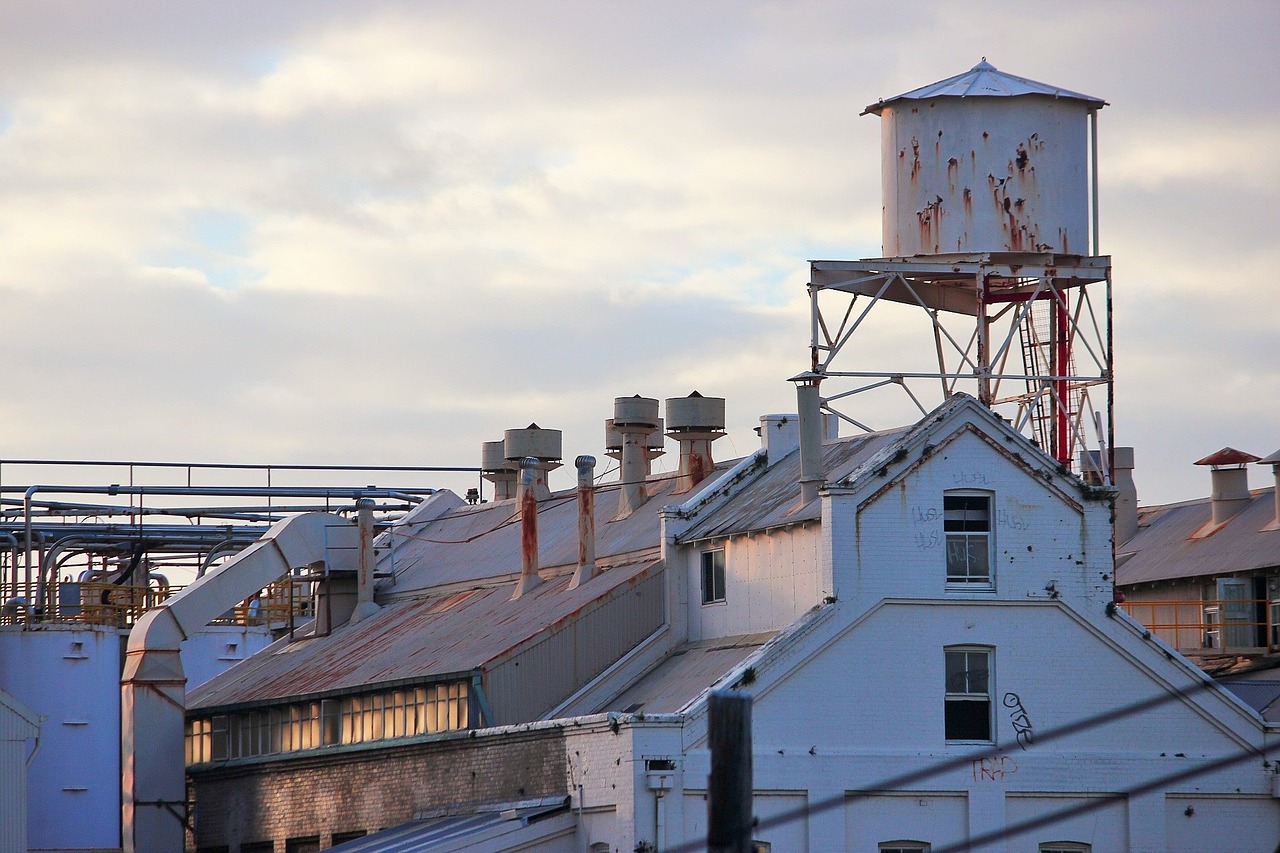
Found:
[865,59,1105,257]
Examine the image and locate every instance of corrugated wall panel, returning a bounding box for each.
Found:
[0,740,28,853]
[487,569,664,723]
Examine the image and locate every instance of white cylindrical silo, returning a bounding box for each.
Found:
[866,60,1105,257]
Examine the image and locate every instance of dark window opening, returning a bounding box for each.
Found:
[701,549,726,604]
[945,494,991,586]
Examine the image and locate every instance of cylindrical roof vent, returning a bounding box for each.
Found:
[504,424,563,463]
[865,59,1105,257]
[1195,447,1259,527]
[665,391,726,434]
[481,440,509,472]
[614,395,660,428]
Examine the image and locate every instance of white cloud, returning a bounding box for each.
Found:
[0,0,1275,506]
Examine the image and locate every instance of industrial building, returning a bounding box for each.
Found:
[4,59,1278,852]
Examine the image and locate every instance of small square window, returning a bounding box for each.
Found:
[701,549,726,604]
[944,648,992,741]
[945,493,991,587]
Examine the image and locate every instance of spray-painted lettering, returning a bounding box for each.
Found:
[1003,692,1034,750]
[971,755,1017,782]
[915,531,942,551]
[997,509,1030,531]
[952,471,990,487]
[911,506,941,525]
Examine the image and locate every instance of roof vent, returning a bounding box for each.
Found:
[613,396,659,518]
[481,440,517,501]
[504,424,562,502]
[1195,447,1259,527]
[665,392,725,494]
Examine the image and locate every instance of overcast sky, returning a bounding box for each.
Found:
[0,0,1276,506]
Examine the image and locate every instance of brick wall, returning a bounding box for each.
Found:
[188,726,569,852]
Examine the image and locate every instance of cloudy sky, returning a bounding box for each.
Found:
[0,0,1276,506]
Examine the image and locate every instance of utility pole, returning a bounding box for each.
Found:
[707,690,753,853]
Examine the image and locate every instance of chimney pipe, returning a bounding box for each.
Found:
[569,456,597,589]
[665,392,725,494]
[1195,447,1260,527]
[757,414,801,465]
[348,497,382,624]
[512,457,543,599]
[614,396,660,517]
[794,374,825,504]
[1259,450,1280,529]
[1112,447,1138,545]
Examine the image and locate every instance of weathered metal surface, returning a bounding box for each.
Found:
[187,558,662,712]
[865,61,1104,258]
[486,567,664,723]
[677,429,906,543]
[1115,490,1280,586]
[1194,447,1262,467]
[584,632,775,716]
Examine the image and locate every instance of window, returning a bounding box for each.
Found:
[1041,845,1090,853]
[332,830,367,845]
[945,493,991,587]
[701,549,726,604]
[944,647,991,741]
[285,838,320,853]
[880,844,929,853]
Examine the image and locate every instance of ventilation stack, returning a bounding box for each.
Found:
[503,424,563,502]
[1112,447,1138,545]
[665,392,725,494]
[569,455,598,590]
[1194,447,1260,527]
[1260,450,1280,530]
[794,374,825,505]
[511,457,543,600]
[481,440,518,501]
[613,396,660,517]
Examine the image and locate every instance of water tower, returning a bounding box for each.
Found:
[797,60,1112,478]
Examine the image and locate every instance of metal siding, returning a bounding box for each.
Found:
[487,569,664,723]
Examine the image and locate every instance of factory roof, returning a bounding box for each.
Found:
[1115,490,1280,586]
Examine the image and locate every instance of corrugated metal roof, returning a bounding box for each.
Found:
[328,798,571,852]
[583,632,775,716]
[189,558,659,710]
[1218,680,1280,722]
[376,466,720,594]
[1115,489,1280,586]
[675,429,907,542]
[864,59,1105,114]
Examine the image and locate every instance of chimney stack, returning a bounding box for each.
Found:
[1259,450,1280,530]
[1194,447,1260,527]
[348,497,382,624]
[512,457,543,599]
[613,396,660,517]
[481,440,517,501]
[756,414,801,464]
[1112,447,1138,545]
[665,392,725,494]
[793,373,825,504]
[569,455,598,589]
[504,424,562,501]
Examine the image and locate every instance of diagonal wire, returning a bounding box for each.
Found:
[665,675,1273,853]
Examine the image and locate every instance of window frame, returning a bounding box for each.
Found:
[879,843,930,853]
[944,491,994,590]
[944,646,993,743]
[1040,844,1090,853]
[700,548,726,605]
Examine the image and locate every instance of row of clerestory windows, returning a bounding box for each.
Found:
[185,679,470,764]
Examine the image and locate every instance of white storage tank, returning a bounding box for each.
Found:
[866,59,1105,257]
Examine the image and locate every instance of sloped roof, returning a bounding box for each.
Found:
[190,557,661,710]
[1115,491,1280,586]
[376,465,718,594]
[575,632,775,717]
[675,429,906,542]
[864,59,1105,114]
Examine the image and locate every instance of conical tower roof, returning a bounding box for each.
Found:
[864,59,1106,114]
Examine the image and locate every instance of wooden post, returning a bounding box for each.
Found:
[707,690,753,853]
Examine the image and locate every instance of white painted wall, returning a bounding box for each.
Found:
[685,524,821,642]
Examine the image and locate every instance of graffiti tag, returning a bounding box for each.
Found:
[1003,692,1034,750]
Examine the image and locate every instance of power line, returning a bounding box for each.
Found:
[664,676,1275,853]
